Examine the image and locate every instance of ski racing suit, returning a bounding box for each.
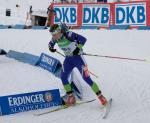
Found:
[48,31,101,95]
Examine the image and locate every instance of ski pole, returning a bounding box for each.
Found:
[56,51,65,57]
[83,53,146,62]
[55,51,99,78]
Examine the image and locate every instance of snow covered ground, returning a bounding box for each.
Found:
[0,29,150,123]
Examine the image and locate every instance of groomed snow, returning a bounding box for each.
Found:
[0,29,150,123]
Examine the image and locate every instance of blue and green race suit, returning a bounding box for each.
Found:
[49,31,101,95]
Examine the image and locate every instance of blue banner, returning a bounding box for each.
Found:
[37,53,61,74]
[0,89,62,115]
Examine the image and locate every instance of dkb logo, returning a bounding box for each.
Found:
[54,6,77,25]
[115,3,146,26]
[82,5,110,26]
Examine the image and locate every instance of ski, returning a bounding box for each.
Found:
[102,98,113,119]
[34,99,96,116]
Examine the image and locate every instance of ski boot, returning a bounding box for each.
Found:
[66,92,76,106]
[98,94,108,106]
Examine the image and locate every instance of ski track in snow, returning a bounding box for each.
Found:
[0,29,150,123]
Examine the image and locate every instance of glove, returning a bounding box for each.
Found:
[72,43,84,56]
[73,47,80,55]
[49,47,56,53]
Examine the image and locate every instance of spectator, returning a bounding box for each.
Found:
[46,3,55,27]
[25,6,32,28]
[97,0,107,2]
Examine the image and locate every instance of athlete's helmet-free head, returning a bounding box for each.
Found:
[49,24,61,34]
[49,24,62,40]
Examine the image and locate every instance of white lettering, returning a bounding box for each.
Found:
[8,94,45,106]
[42,55,55,66]
[8,97,13,106]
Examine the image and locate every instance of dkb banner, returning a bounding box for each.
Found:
[51,1,150,27]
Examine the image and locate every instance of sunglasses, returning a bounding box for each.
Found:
[50,27,61,35]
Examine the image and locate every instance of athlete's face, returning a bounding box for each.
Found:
[52,31,62,40]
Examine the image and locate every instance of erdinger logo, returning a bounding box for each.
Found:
[42,55,55,66]
[44,92,53,102]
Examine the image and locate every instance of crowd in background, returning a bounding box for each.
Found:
[51,0,149,3]
[52,0,106,3]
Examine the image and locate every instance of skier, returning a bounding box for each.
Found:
[48,24,108,106]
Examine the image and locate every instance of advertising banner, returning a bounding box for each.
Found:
[53,4,78,26]
[114,2,147,26]
[52,3,111,27]
[51,1,150,27]
[37,53,61,74]
[82,4,110,27]
[0,89,62,116]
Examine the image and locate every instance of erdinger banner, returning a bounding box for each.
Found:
[0,89,62,115]
[37,53,61,74]
[51,1,150,27]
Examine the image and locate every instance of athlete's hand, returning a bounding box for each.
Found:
[49,47,56,53]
